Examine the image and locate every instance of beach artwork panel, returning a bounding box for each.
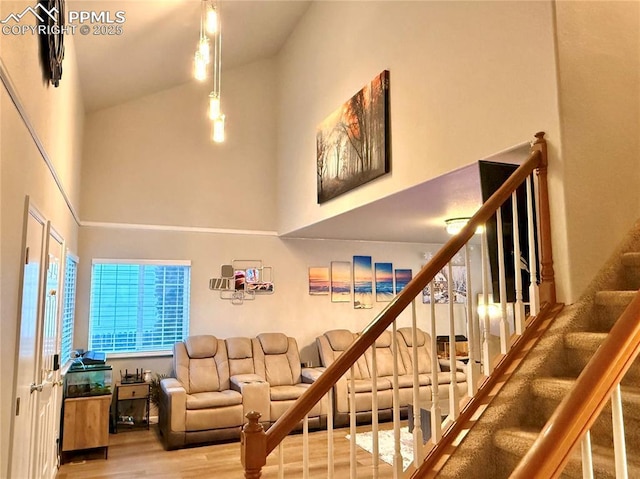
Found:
[308,266,330,295]
[331,261,352,302]
[394,269,412,294]
[353,256,373,309]
[375,262,394,302]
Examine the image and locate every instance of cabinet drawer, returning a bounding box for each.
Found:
[118,384,149,399]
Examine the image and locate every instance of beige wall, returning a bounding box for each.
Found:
[0,0,84,473]
[555,1,640,301]
[77,225,478,376]
[81,58,278,231]
[276,1,561,235]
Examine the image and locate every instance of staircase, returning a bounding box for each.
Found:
[435,227,640,478]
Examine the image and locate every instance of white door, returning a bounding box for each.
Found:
[9,202,46,479]
[34,226,64,479]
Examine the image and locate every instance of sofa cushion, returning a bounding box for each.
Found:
[325,329,356,351]
[270,384,309,401]
[434,371,467,385]
[398,327,425,347]
[258,333,289,354]
[374,331,392,347]
[226,337,252,359]
[264,354,295,386]
[189,357,221,393]
[186,390,242,410]
[347,378,392,393]
[185,335,218,359]
[397,374,430,388]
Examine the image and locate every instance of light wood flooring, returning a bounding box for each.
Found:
[56,422,401,478]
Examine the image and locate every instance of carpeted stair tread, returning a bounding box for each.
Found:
[564,332,607,351]
[621,252,640,266]
[595,290,637,306]
[493,427,640,478]
[531,377,640,420]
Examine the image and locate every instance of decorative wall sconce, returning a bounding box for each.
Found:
[209,259,274,305]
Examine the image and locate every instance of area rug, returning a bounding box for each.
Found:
[346,426,415,471]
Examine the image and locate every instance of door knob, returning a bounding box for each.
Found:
[30,383,44,393]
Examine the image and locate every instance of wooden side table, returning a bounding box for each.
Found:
[113,382,150,433]
[61,394,112,463]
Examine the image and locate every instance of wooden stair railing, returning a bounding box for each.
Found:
[511,289,640,479]
[241,132,555,478]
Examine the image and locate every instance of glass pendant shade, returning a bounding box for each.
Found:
[194,51,207,81]
[206,6,218,35]
[212,114,225,143]
[209,92,221,120]
[198,38,210,64]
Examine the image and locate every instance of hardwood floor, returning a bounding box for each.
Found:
[56,422,399,478]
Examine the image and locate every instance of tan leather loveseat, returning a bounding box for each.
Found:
[159,333,326,449]
[316,328,467,426]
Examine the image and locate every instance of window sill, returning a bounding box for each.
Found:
[106,351,173,360]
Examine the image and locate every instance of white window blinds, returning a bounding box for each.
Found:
[89,260,191,355]
[60,255,78,362]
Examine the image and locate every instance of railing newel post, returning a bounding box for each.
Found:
[241,411,267,479]
[531,132,556,306]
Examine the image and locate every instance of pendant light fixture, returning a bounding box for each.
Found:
[194,0,225,143]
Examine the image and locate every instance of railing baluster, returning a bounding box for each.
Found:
[411,299,424,466]
[430,280,442,442]
[327,389,334,479]
[303,414,309,479]
[349,365,356,479]
[611,384,628,479]
[391,321,402,477]
[447,262,459,419]
[496,207,509,354]
[465,244,478,395]
[278,442,284,479]
[372,341,379,478]
[526,174,540,316]
[512,191,525,335]
[580,430,594,479]
[481,231,492,374]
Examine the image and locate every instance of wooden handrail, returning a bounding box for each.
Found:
[262,135,547,456]
[511,289,640,478]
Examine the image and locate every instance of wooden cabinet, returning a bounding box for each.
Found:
[61,394,111,461]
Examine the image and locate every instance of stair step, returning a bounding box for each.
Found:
[595,290,636,306]
[621,252,640,266]
[564,332,607,351]
[563,332,640,383]
[531,377,640,418]
[493,427,640,478]
[592,291,636,331]
[622,253,640,289]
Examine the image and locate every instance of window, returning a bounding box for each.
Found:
[89,260,191,355]
[60,254,78,363]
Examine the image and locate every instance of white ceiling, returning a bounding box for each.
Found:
[70,0,312,112]
[69,1,531,244]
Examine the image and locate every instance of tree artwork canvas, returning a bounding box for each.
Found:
[317,70,390,203]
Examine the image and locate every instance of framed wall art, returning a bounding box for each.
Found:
[316,70,390,203]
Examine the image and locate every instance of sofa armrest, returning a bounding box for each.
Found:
[160,377,187,433]
[438,358,467,373]
[230,374,266,391]
[301,367,325,384]
[230,374,271,423]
